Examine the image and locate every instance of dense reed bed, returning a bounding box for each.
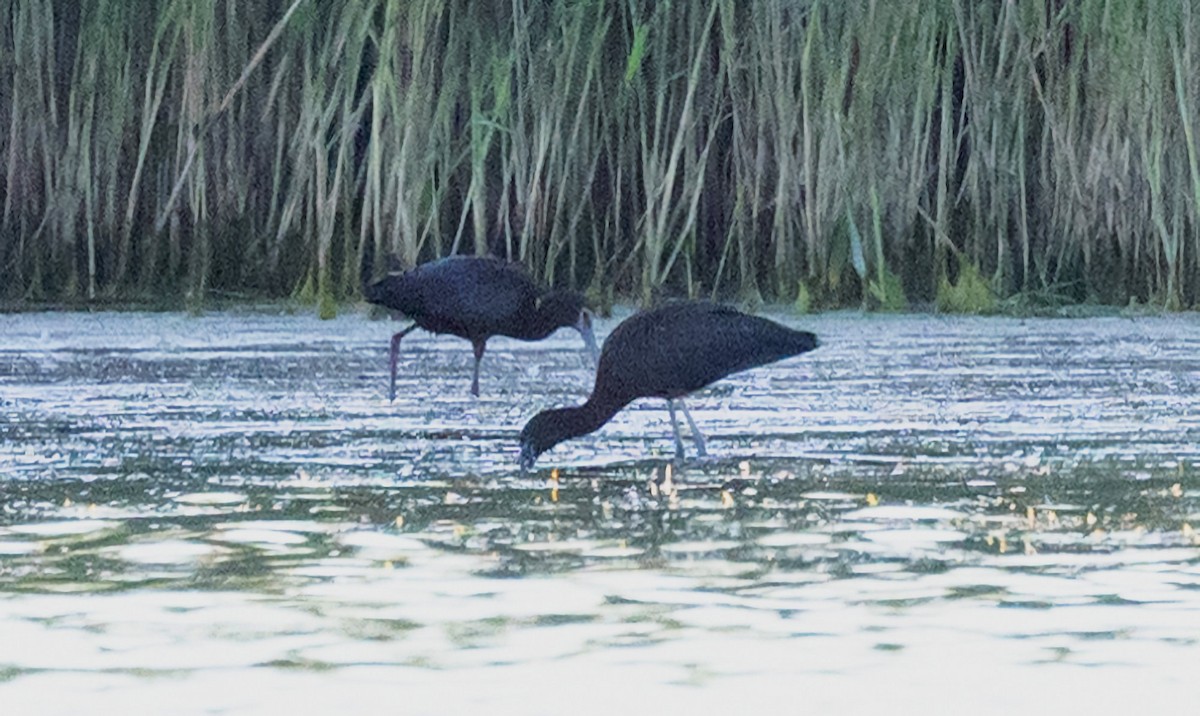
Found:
[2,0,1199,313]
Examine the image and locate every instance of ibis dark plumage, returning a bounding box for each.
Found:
[518,301,820,469]
[364,256,599,399]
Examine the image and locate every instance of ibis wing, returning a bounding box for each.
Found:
[381,257,538,335]
[597,303,814,401]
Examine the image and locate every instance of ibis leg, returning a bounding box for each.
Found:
[388,324,417,402]
[667,400,687,461]
[677,398,707,457]
[470,340,487,397]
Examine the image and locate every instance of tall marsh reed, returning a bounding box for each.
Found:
[2,0,1199,311]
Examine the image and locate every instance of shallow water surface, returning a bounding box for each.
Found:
[1,309,1198,713]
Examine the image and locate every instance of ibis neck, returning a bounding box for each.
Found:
[514,307,566,340]
[543,392,629,449]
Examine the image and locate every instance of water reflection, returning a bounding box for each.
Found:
[0,310,1198,712]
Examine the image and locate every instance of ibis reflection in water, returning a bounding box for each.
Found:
[519,301,820,470]
[364,256,599,399]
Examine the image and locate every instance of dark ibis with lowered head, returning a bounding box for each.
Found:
[364,256,599,399]
[518,301,820,470]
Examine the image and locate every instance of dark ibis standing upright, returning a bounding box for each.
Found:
[364,256,599,399]
[518,301,820,469]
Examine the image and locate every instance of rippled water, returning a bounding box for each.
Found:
[1,309,1198,714]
